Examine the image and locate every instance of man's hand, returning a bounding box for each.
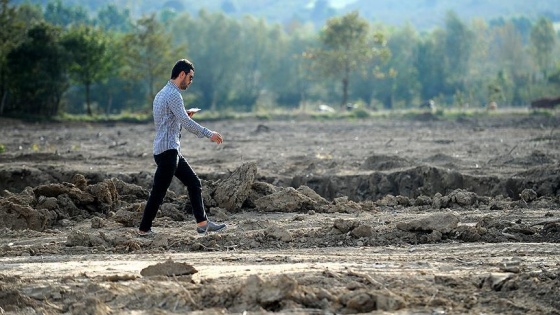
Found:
[210,132,223,144]
[187,108,200,118]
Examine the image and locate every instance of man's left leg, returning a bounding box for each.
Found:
[175,156,226,233]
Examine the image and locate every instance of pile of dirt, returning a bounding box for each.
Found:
[1,162,559,256]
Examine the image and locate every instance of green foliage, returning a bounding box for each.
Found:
[95,4,132,32]
[443,11,475,91]
[1,0,559,120]
[44,0,89,28]
[122,14,175,103]
[0,143,5,153]
[62,24,113,115]
[310,11,388,108]
[56,111,152,123]
[349,108,370,119]
[6,22,68,117]
[0,0,28,115]
[530,17,556,78]
[172,10,243,111]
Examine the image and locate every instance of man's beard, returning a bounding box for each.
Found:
[179,78,189,90]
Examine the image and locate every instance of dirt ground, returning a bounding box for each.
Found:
[0,110,559,314]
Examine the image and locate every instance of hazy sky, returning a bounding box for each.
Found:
[329,0,358,8]
[307,0,357,9]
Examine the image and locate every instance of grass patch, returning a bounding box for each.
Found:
[55,112,153,124]
[6,106,554,124]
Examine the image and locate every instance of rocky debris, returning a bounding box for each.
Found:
[331,219,374,239]
[454,225,484,242]
[296,185,329,206]
[110,177,148,202]
[214,162,257,212]
[254,187,317,212]
[66,230,108,247]
[290,164,560,202]
[113,204,142,227]
[140,259,198,277]
[505,164,560,199]
[414,194,432,206]
[243,181,278,208]
[265,224,292,242]
[448,189,479,206]
[34,182,95,205]
[351,224,374,238]
[327,196,363,213]
[0,195,57,231]
[342,290,405,313]
[0,162,558,246]
[0,287,39,313]
[376,194,399,207]
[0,174,154,231]
[333,219,360,234]
[159,202,187,221]
[71,173,88,191]
[85,179,118,213]
[481,273,515,291]
[231,274,298,312]
[91,217,106,228]
[69,297,111,315]
[396,212,459,233]
[520,188,537,202]
[361,154,412,171]
[432,189,485,209]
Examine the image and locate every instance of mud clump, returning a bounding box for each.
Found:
[0,176,149,231]
[396,212,459,233]
[213,161,257,212]
[140,259,198,277]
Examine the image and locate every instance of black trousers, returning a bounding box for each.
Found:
[139,149,207,232]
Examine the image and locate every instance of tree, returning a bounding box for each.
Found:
[490,22,531,104]
[0,0,19,114]
[62,25,112,115]
[173,10,241,111]
[416,30,446,103]
[7,22,68,117]
[311,11,386,108]
[95,4,133,33]
[44,0,89,28]
[443,11,475,94]
[1,0,45,115]
[275,23,317,109]
[530,17,556,79]
[236,17,281,110]
[372,23,418,109]
[309,0,335,25]
[123,14,174,104]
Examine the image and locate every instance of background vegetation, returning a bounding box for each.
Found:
[1,0,559,119]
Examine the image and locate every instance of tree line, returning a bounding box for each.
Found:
[1,0,559,118]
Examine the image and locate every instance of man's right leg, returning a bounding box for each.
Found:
[139,150,178,232]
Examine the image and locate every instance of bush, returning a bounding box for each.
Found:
[351,108,370,118]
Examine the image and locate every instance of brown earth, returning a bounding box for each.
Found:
[0,111,559,315]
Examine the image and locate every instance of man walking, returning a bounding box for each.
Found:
[138,59,226,236]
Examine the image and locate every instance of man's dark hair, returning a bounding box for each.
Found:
[170,59,194,79]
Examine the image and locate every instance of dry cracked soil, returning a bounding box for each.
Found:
[0,111,559,315]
